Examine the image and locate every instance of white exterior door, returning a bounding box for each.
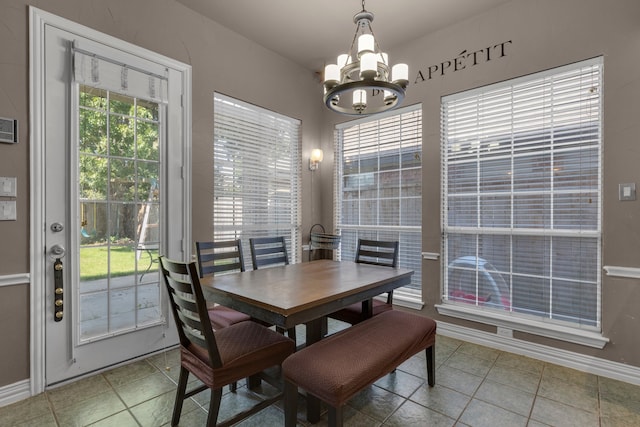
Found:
[32,9,190,387]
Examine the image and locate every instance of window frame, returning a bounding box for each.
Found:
[437,57,608,348]
[213,93,302,266]
[334,104,423,309]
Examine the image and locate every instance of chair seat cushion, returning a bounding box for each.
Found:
[182,321,295,388]
[208,305,251,330]
[283,310,436,407]
[329,299,393,325]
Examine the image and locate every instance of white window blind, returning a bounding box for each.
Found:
[335,105,423,296]
[441,57,602,330]
[213,93,301,265]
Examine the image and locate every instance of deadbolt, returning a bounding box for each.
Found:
[50,222,64,232]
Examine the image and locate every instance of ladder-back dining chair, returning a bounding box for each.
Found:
[159,256,295,427]
[195,240,251,329]
[328,239,400,325]
[249,236,289,270]
[196,239,246,276]
[196,240,252,392]
[249,236,297,342]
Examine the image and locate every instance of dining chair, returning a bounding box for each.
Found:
[159,256,295,427]
[196,239,246,276]
[195,240,251,329]
[196,240,252,392]
[328,239,400,325]
[249,236,289,270]
[249,236,297,342]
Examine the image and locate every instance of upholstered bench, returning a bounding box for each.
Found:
[282,310,437,427]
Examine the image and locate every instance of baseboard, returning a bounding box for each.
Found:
[0,379,30,408]
[437,321,640,386]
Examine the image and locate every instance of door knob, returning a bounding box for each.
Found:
[51,244,65,258]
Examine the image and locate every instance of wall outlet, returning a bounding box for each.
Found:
[619,183,636,201]
[497,326,513,338]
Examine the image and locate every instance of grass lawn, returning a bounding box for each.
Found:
[80,245,157,280]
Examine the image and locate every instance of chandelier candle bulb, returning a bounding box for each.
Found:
[353,89,367,112]
[337,54,351,68]
[360,53,378,79]
[358,34,375,56]
[324,64,340,86]
[392,63,409,85]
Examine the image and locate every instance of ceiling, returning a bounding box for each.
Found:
[174,0,512,73]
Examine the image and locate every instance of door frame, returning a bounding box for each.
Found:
[29,7,192,394]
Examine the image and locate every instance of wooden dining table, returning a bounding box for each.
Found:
[200,259,413,422]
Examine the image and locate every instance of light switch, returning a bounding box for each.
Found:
[619,183,636,201]
[0,201,16,220]
[0,177,17,197]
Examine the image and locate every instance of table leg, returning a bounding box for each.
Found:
[305,318,323,345]
[362,299,373,318]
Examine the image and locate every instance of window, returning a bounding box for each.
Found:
[440,58,603,340]
[334,104,423,305]
[74,43,169,340]
[78,86,163,339]
[213,93,301,265]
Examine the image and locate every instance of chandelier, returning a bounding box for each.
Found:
[323,0,409,116]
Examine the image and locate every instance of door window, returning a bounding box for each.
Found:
[78,85,162,341]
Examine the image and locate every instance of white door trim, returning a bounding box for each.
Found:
[29,6,191,395]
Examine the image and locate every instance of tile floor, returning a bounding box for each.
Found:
[2,320,640,426]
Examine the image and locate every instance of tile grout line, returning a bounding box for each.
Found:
[95,370,143,427]
[43,389,62,427]
[525,360,546,425]
[454,346,502,425]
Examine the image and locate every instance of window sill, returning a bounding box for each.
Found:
[435,303,609,349]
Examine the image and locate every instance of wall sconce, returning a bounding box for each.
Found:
[309,148,324,171]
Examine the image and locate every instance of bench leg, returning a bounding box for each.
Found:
[307,393,322,423]
[284,380,298,427]
[304,318,325,422]
[426,345,435,387]
[328,405,344,427]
